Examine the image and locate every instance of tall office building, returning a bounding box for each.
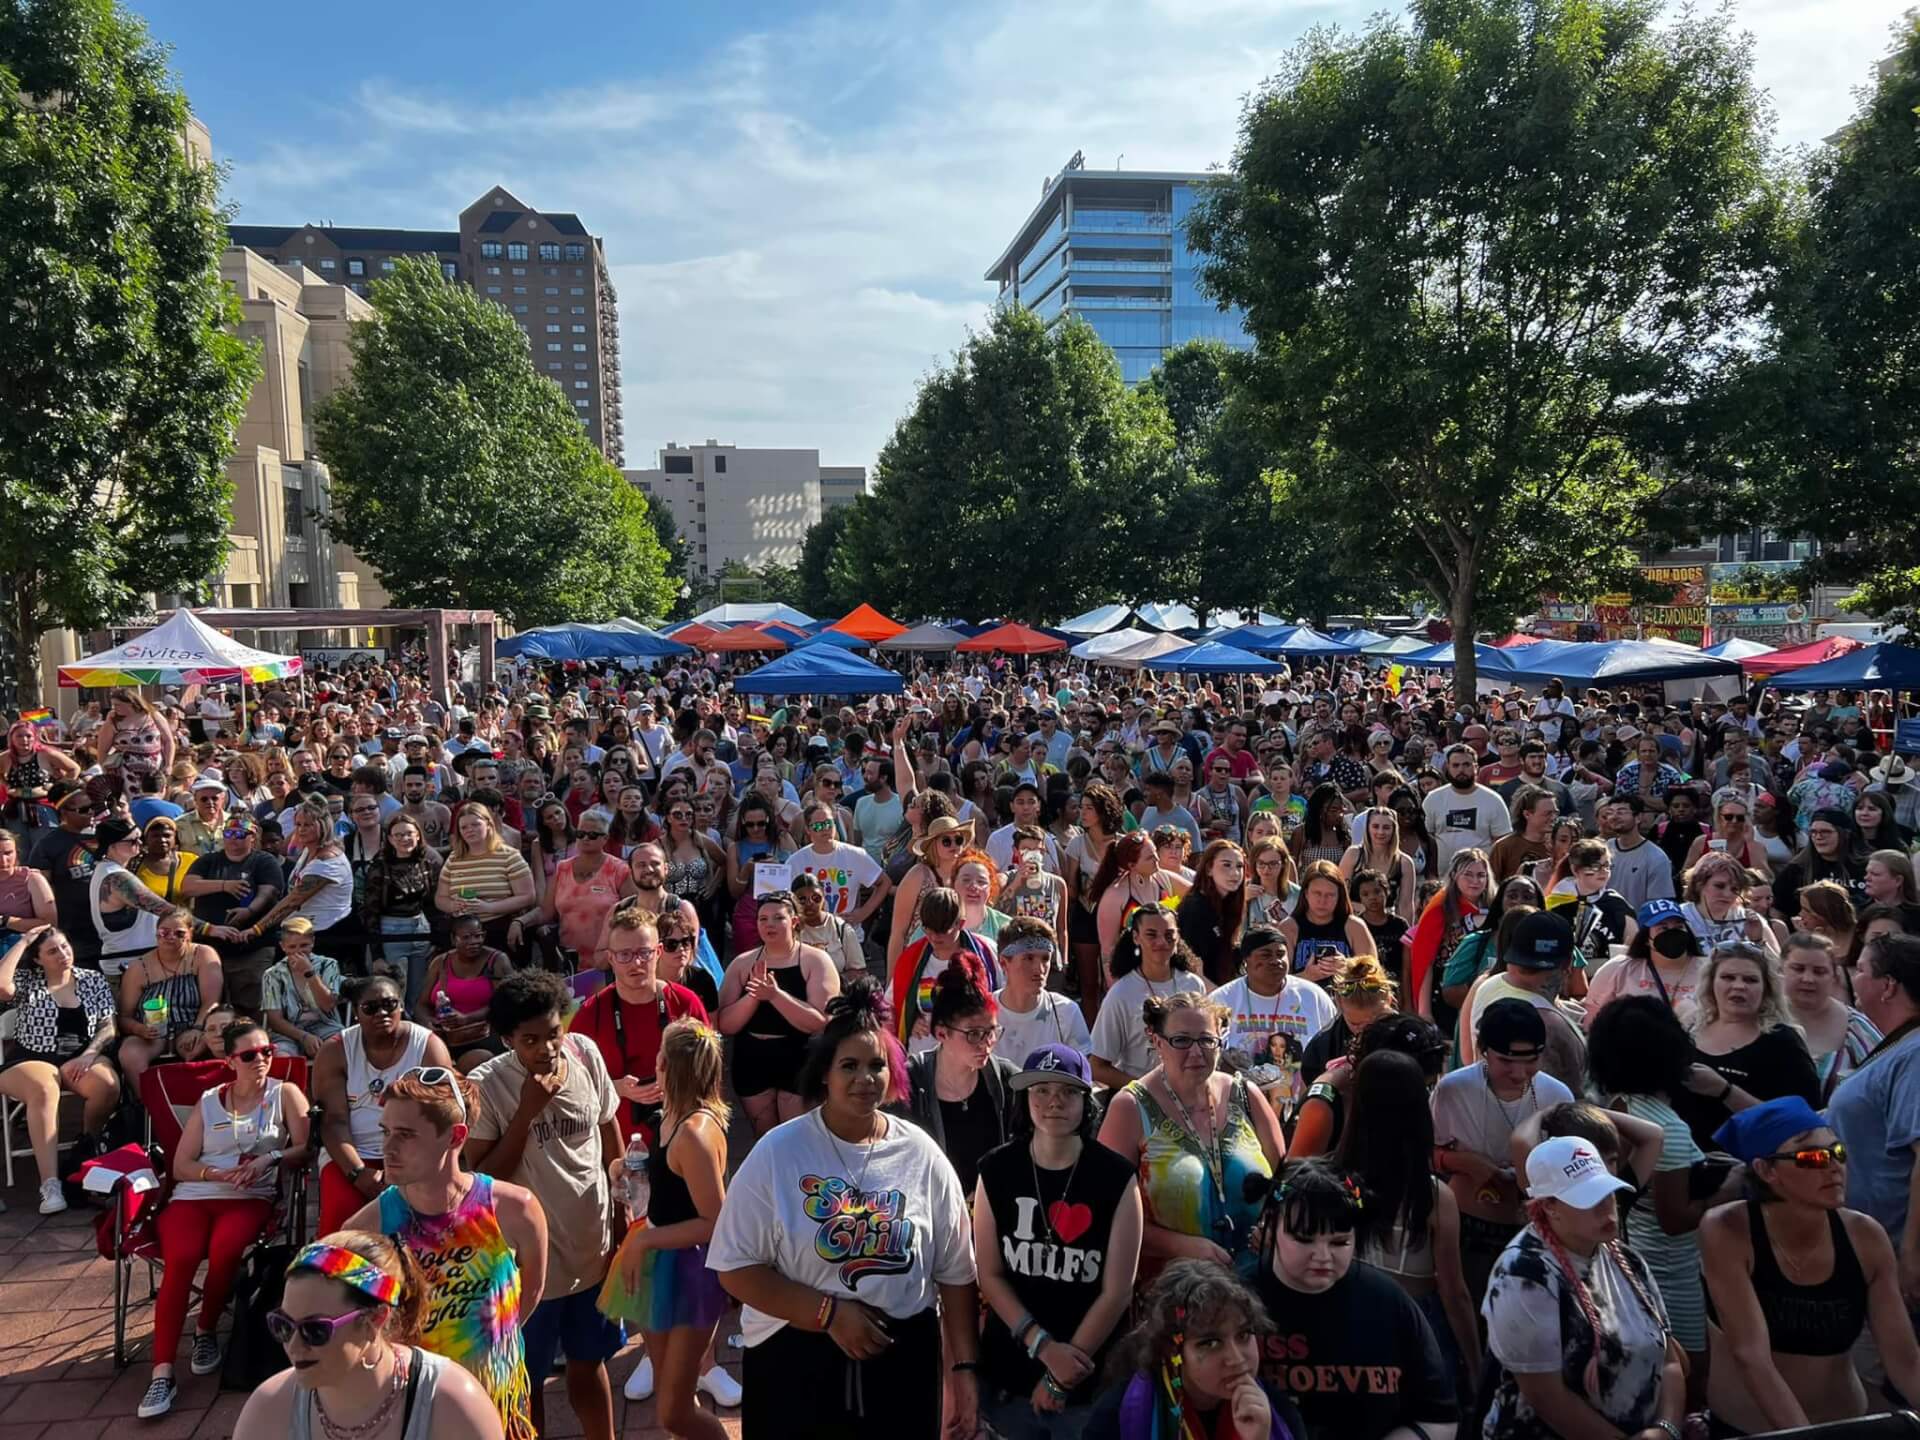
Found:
[229,185,624,464]
[984,153,1251,384]
[626,445,865,579]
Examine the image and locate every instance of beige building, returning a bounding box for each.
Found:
[228,184,624,465]
[625,445,865,579]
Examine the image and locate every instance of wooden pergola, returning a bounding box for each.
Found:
[191,607,496,705]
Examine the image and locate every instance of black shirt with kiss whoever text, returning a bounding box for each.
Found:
[1256,1257,1457,1440]
[977,1136,1136,1404]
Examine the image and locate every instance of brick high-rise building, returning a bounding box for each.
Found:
[228,185,624,464]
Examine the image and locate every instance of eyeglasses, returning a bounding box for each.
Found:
[937,835,967,848]
[231,1045,273,1064]
[578,830,608,840]
[1764,1142,1847,1169]
[1158,1033,1221,1052]
[609,945,659,965]
[1718,812,1747,823]
[400,1065,466,1121]
[358,997,402,1016]
[265,1308,372,1349]
[659,935,694,952]
[808,820,834,833]
[947,1024,1002,1046]
[815,778,841,788]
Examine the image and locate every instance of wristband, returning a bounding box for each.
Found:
[949,1361,981,1375]
[1651,1422,1681,1440]
[1025,1326,1051,1359]
[1041,1373,1070,1398]
[1011,1312,1036,1347]
[1717,1078,1733,1102]
[816,1295,837,1332]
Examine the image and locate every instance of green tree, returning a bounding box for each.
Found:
[316,258,674,626]
[796,507,855,618]
[1187,0,1781,693]
[0,0,260,699]
[1689,15,1920,636]
[833,308,1174,621]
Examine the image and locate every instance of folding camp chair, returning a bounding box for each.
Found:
[97,1056,312,1367]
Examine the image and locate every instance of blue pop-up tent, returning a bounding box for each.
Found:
[1330,628,1391,649]
[1398,640,1520,671]
[1703,637,1775,661]
[794,629,871,652]
[1758,642,1920,692]
[1141,642,1292,675]
[730,647,905,696]
[496,623,691,661]
[1495,639,1741,684]
[1265,625,1362,658]
[1212,624,1293,652]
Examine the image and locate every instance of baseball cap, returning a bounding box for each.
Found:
[190,771,226,793]
[1636,897,1686,930]
[1505,911,1575,972]
[1477,997,1547,1054]
[1010,1045,1092,1092]
[1525,1136,1632,1209]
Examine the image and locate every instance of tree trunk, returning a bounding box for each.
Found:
[5,578,44,716]
[1450,581,1477,709]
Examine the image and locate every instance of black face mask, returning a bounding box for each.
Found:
[1652,930,1694,960]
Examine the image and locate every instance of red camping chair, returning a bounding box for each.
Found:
[91,1057,313,1367]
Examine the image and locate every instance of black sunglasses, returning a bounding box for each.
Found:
[358,997,403,1015]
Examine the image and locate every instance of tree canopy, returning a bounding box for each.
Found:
[0,0,259,700]
[316,257,675,627]
[1187,0,1781,692]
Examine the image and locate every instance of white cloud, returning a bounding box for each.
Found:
[211,0,1911,475]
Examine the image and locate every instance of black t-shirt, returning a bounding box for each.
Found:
[1673,1024,1822,1152]
[939,1083,1004,1196]
[977,1137,1136,1402]
[1177,893,1236,986]
[1566,889,1634,959]
[1257,1258,1458,1440]
[1302,1016,1352,1088]
[29,829,99,960]
[189,850,287,958]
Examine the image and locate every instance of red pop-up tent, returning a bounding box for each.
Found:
[1739,635,1862,675]
[956,622,1068,655]
[829,604,907,643]
[706,624,790,653]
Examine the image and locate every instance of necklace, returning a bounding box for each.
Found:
[1160,1074,1229,1226]
[819,1108,884,1210]
[1030,1140,1085,1244]
[312,1347,406,1440]
[1481,1063,1538,1128]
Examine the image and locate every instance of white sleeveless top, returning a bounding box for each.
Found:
[174,1077,290,1202]
[337,1023,430,1162]
[89,859,159,974]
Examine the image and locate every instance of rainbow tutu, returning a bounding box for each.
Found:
[598,1222,730,1333]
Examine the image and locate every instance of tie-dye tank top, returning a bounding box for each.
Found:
[378,1173,534,1440]
[1125,1073,1271,1282]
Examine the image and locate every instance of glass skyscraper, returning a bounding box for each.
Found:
[984,156,1252,384]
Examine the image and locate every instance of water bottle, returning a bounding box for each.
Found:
[435,989,456,1023]
[622,1134,650,1217]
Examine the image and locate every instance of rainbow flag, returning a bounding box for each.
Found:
[18,708,53,727]
[1385,665,1404,695]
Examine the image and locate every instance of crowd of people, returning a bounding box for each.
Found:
[1,648,1918,1439]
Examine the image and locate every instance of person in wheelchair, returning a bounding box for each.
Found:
[139,1014,313,1419]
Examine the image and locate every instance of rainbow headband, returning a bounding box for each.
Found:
[289,1242,401,1305]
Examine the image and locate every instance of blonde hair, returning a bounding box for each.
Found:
[607,900,659,937]
[660,1018,730,1132]
[1331,953,1398,1004]
[450,801,511,860]
[1693,942,1796,1034]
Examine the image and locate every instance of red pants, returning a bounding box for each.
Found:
[153,1196,272,1365]
[318,1160,382,1236]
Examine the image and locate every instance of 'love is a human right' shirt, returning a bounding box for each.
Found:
[706,1109,975,1345]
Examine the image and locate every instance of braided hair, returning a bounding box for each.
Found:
[1526,1198,1669,1400]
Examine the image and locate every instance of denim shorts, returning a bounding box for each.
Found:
[521,1285,625,1375]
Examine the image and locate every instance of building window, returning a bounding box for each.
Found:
[486,285,501,295]
[574,380,589,389]
[538,244,559,261]
[565,244,586,261]
[545,267,558,277]
[545,305,559,314]
[548,363,562,371]
[714,455,727,474]
[664,455,693,475]
[573,267,585,277]
[570,306,586,315]
[381,258,395,272]
[574,362,588,370]
[544,287,558,295]
[572,343,587,352]
[510,266,526,276]
[441,262,457,279]
[571,324,586,334]
[481,242,502,259]
[486,265,501,276]
[575,399,590,410]
[318,258,336,271]
[513,304,528,314]
[570,287,584,296]
[507,243,528,261]
[539,324,556,334]
[347,258,365,277]
[546,343,562,352]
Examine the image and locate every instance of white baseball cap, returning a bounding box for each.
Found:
[1525,1136,1632,1209]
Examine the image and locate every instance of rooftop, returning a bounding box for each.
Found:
[983,166,1225,280]
[228,223,462,254]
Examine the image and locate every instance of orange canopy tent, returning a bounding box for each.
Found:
[705,624,790,653]
[956,622,1068,655]
[1739,634,1862,675]
[829,604,907,643]
[667,623,720,649]
[1493,632,1546,648]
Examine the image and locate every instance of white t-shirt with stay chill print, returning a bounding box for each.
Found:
[706,1109,976,1345]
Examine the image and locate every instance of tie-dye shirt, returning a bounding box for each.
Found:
[1125,1073,1271,1282]
[378,1173,534,1440]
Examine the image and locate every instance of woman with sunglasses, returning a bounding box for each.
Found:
[1097,990,1282,1282]
[727,793,792,954]
[1702,1096,1920,1434]
[884,812,970,968]
[140,1015,313,1418]
[512,812,633,971]
[660,793,723,912]
[717,890,840,1136]
[1683,795,1773,878]
[314,974,454,1234]
[232,1230,505,1440]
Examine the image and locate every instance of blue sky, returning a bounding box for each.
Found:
[143,0,1911,474]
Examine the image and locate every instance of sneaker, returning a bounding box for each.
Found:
[189,1331,222,1376]
[137,1375,176,1419]
[622,1354,654,1402]
[38,1179,66,1215]
[697,1365,742,1408]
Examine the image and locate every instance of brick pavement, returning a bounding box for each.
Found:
[0,1176,743,1440]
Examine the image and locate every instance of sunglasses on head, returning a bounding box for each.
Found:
[1765,1142,1847,1169]
[265,1308,370,1349]
[400,1065,466,1121]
